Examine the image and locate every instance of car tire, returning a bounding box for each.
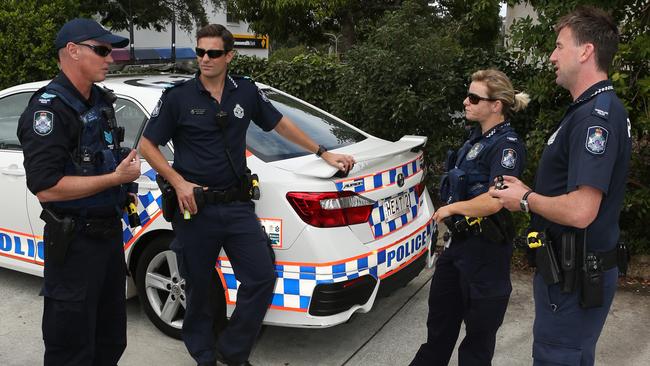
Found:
[135,236,227,339]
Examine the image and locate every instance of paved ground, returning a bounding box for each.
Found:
[1,265,648,366]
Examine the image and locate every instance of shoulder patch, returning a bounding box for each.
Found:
[592,92,612,120]
[151,98,163,118]
[33,111,54,136]
[466,142,484,160]
[259,88,270,103]
[161,79,187,94]
[585,126,608,154]
[501,148,517,169]
[547,126,561,145]
[37,92,57,105]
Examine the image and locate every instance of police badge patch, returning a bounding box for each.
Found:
[585,125,608,154]
[233,104,245,119]
[33,111,53,136]
[501,148,517,169]
[466,142,484,160]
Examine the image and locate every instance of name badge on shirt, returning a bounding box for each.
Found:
[190,108,206,115]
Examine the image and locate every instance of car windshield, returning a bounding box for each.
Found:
[246,90,366,162]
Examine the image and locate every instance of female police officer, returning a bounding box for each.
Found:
[410,69,529,366]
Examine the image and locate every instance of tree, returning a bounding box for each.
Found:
[225,0,404,51]
[85,0,221,32]
[0,0,88,88]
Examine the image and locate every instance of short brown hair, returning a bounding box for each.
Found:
[555,6,619,73]
[196,24,234,50]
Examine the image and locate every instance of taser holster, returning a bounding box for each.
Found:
[529,231,562,285]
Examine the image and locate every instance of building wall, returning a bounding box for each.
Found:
[113,3,268,58]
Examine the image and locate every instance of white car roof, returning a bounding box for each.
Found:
[1,73,273,115]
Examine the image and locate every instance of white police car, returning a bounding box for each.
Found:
[0,74,437,338]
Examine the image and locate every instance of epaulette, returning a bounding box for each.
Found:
[161,79,188,94]
[34,86,58,106]
[98,85,117,104]
[592,92,612,121]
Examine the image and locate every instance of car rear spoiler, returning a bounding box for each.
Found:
[293,135,427,178]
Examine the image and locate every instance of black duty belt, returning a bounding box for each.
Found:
[591,248,618,271]
[203,187,244,204]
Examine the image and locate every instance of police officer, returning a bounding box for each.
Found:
[16,18,141,365]
[490,7,632,366]
[411,69,529,366]
[138,24,354,366]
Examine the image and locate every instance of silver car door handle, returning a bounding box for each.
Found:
[0,167,25,176]
[137,179,160,191]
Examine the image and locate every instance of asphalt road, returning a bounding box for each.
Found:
[1,266,648,366]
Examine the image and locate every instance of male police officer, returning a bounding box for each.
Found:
[139,24,354,366]
[17,18,141,365]
[490,7,632,366]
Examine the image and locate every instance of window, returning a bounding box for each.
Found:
[246,90,366,162]
[226,2,240,23]
[0,92,32,150]
[114,98,174,160]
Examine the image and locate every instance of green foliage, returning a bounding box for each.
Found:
[0,0,87,89]
[231,53,342,112]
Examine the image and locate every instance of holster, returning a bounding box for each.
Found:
[581,252,604,308]
[560,232,578,293]
[156,174,177,222]
[535,233,562,285]
[40,209,76,266]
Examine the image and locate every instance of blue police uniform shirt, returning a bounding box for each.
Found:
[143,73,282,188]
[18,73,97,194]
[531,80,632,252]
[457,121,527,195]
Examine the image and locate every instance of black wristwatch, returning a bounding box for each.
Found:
[520,190,534,213]
[316,144,327,157]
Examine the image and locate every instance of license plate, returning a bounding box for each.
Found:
[382,191,412,222]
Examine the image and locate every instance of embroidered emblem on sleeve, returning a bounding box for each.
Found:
[233,104,245,119]
[466,142,484,160]
[33,111,54,136]
[501,148,517,169]
[585,126,608,154]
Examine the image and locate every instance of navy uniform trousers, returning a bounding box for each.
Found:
[41,219,126,366]
[411,235,511,366]
[171,201,276,364]
[532,267,618,366]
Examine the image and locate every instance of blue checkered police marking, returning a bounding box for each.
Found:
[122,168,162,244]
[335,155,423,193]
[217,219,435,312]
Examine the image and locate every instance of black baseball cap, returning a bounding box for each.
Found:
[55,18,129,50]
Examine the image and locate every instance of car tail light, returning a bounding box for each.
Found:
[414,180,427,199]
[286,191,375,227]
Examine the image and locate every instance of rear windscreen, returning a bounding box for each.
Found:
[246,90,366,162]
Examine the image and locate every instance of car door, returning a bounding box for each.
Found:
[0,91,44,275]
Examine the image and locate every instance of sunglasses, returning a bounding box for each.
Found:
[195,47,231,59]
[76,43,112,57]
[467,92,496,105]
